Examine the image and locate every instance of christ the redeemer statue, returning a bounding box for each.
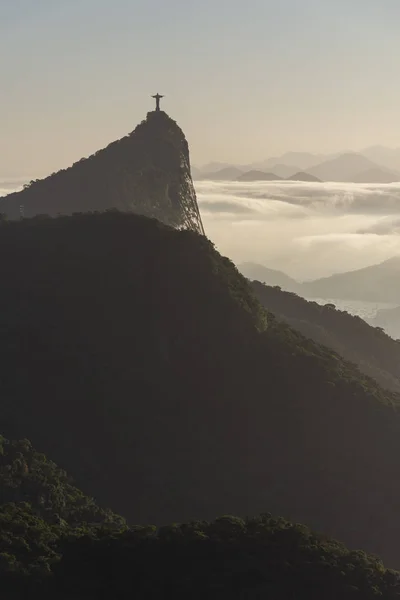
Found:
[152,93,164,111]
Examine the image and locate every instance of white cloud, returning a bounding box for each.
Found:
[196,181,400,280]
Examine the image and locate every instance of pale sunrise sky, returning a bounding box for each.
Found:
[1,0,400,178]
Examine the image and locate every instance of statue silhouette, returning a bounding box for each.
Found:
[152,94,164,111]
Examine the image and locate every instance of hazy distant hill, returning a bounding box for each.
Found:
[352,167,399,183]
[263,152,332,170]
[194,148,400,182]
[236,170,280,182]
[266,163,301,178]
[200,166,243,180]
[191,165,202,179]
[238,262,301,292]
[199,161,235,173]
[361,145,400,173]
[302,256,400,303]
[287,171,322,182]
[307,152,385,182]
[373,305,400,339]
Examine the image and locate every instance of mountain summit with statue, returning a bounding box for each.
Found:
[0,96,204,235]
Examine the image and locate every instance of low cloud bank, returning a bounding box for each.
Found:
[196,181,400,280]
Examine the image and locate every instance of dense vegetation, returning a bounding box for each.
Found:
[2,503,400,598]
[0,436,124,530]
[0,436,125,596]
[49,513,400,599]
[3,211,400,568]
[251,280,400,393]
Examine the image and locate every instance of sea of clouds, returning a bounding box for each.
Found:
[196,180,400,281]
[3,178,400,284]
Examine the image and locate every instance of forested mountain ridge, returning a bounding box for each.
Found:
[3,212,400,566]
[4,508,400,598]
[251,281,400,394]
[50,513,400,599]
[2,436,399,598]
[0,111,204,234]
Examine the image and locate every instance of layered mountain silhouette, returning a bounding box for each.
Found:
[302,256,400,303]
[244,257,400,305]
[236,170,280,181]
[307,153,391,182]
[238,262,301,292]
[194,150,400,182]
[0,111,204,234]
[362,145,400,172]
[4,211,400,566]
[268,163,301,178]
[5,107,400,596]
[353,167,399,183]
[287,171,321,182]
[373,305,400,340]
[199,166,243,180]
[261,151,332,171]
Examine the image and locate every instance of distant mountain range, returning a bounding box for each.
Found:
[352,167,399,184]
[373,305,400,339]
[194,148,400,183]
[260,152,333,171]
[200,166,244,180]
[306,153,399,183]
[287,171,321,182]
[236,170,280,182]
[302,257,400,303]
[268,163,302,178]
[238,263,301,292]
[240,257,400,305]
[361,146,400,172]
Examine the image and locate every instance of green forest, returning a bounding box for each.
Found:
[1,438,399,599]
[2,211,400,596]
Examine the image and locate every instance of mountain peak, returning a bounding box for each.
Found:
[0,111,205,234]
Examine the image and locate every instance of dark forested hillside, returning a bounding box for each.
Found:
[4,508,400,598]
[0,435,125,595]
[0,436,124,530]
[251,281,400,393]
[50,513,400,599]
[3,212,400,566]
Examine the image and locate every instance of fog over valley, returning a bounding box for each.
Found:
[198,180,400,281]
[5,176,400,285]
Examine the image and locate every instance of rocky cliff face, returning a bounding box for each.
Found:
[0,111,205,234]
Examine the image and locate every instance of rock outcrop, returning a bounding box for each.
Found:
[0,111,205,234]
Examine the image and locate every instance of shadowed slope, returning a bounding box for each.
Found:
[2,212,400,565]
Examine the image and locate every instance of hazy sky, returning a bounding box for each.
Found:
[1,0,400,177]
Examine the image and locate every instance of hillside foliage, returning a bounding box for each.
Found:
[0,435,125,595]
[251,281,400,394]
[1,211,400,568]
